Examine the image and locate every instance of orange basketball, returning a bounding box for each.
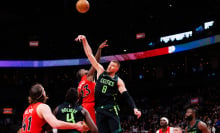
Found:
[76,0,90,13]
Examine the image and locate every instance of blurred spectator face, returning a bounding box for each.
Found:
[173,127,182,133]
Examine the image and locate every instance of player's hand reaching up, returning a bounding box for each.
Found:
[99,40,109,49]
[75,35,86,42]
[134,108,142,119]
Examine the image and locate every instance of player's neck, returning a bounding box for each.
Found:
[107,71,115,78]
[162,126,168,132]
[189,118,196,127]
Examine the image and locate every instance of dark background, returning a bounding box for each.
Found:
[0,0,220,59]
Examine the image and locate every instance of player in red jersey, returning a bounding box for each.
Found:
[20,83,88,133]
[76,40,108,125]
[156,117,182,133]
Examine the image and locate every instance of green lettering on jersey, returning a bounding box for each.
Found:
[100,78,115,87]
[66,112,75,123]
[61,108,77,113]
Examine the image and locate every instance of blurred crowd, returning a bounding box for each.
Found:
[119,86,220,133]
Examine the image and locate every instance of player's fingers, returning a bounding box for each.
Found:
[101,40,108,45]
[74,36,80,41]
[135,111,141,119]
[137,114,141,119]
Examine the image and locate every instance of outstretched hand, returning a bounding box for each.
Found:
[75,35,86,43]
[99,40,109,49]
[134,108,142,119]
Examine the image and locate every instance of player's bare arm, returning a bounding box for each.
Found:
[118,77,141,119]
[87,40,108,81]
[117,77,127,93]
[75,35,105,76]
[37,104,85,131]
[198,121,211,133]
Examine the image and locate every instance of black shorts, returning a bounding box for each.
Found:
[95,105,122,133]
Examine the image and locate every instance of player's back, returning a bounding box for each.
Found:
[55,102,85,133]
[21,102,46,133]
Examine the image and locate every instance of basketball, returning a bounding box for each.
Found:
[76,0,90,13]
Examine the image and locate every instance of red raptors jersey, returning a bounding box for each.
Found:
[78,75,95,104]
[157,126,174,133]
[21,102,46,133]
[78,75,96,124]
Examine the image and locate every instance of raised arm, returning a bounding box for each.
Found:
[118,78,142,119]
[87,40,108,81]
[75,35,105,76]
[37,104,87,131]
